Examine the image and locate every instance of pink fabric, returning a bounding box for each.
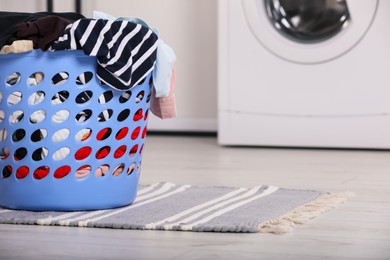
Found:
[150,67,177,119]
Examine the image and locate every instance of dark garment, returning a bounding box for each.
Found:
[15,16,72,50]
[0,11,85,48]
[51,19,159,91]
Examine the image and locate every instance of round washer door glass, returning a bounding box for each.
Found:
[242,0,378,64]
[266,0,350,43]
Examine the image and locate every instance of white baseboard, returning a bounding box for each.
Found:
[147,115,217,132]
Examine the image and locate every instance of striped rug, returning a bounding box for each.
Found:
[0,182,352,234]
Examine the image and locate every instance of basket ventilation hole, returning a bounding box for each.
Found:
[76,71,93,85]
[131,126,141,140]
[30,110,46,124]
[114,145,127,159]
[32,147,48,161]
[98,90,114,104]
[96,146,111,159]
[52,110,69,123]
[0,110,4,123]
[75,165,91,179]
[135,91,144,103]
[96,127,112,141]
[129,144,138,158]
[113,163,125,176]
[28,91,45,105]
[14,147,27,161]
[142,127,147,139]
[115,127,129,140]
[0,128,8,141]
[33,166,50,180]
[12,129,25,142]
[75,109,92,123]
[51,72,69,86]
[133,109,143,122]
[53,147,70,161]
[28,72,44,86]
[2,165,12,178]
[75,90,93,104]
[52,128,70,142]
[6,72,21,86]
[97,109,113,122]
[127,163,136,175]
[119,91,132,103]
[95,164,109,177]
[54,165,71,179]
[117,109,130,122]
[31,129,47,142]
[0,147,10,160]
[146,91,151,103]
[16,166,29,179]
[10,110,24,124]
[144,109,149,121]
[51,91,69,104]
[7,91,22,105]
[75,146,92,160]
[75,128,92,142]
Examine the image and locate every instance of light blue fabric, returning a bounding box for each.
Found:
[152,39,176,97]
[93,11,175,97]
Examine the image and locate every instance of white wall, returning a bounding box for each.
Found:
[0,0,75,12]
[0,0,218,132]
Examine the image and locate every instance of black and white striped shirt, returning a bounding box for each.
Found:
[51,18,159,91]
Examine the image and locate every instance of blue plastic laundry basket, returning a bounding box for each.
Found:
[0,50,151,211]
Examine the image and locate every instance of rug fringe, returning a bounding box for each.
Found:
[258,191,355,234]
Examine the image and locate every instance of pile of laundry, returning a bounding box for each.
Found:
[0,11,176,119]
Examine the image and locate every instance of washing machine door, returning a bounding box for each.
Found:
[242,0,378,64]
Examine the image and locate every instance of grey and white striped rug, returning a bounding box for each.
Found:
[0,182,352,234]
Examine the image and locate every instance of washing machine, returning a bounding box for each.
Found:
[218,0,390,149]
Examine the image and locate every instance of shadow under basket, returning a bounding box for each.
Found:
[0,50,151,211]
